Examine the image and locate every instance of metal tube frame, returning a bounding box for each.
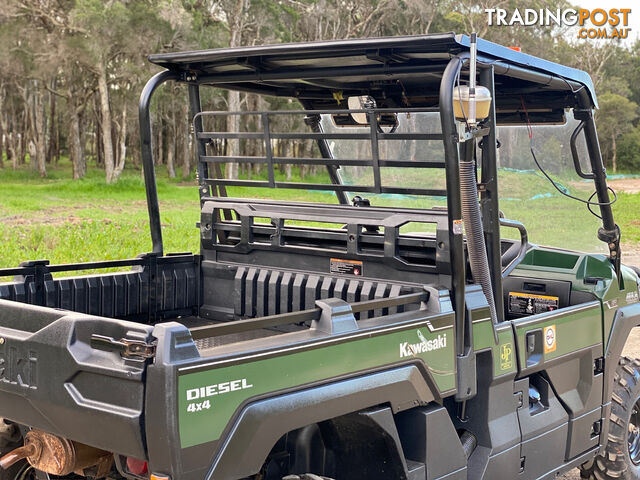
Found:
[439,55,467,356]
[138,50,619,325]
[139,70,181,255]
[299,100,349,205]
[479,66,504,321]
[573,97,621,277]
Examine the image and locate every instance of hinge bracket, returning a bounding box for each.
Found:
[91,335,156,359]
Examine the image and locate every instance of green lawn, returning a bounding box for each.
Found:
[1,160,639,272]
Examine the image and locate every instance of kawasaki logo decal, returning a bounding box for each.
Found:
[399,330,447,358]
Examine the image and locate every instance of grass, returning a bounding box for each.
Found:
[1,158,639,273]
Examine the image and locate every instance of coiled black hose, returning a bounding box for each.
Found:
[459,160,498,324]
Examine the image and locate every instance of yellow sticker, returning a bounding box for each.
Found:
[500,342,514,370]
[544,325,557,353]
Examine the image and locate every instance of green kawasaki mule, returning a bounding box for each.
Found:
[0,33,639,480]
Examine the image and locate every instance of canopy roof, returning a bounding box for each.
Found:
[149,33,597,124]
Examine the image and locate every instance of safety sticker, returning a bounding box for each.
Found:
[500,342,514,370]
[453,219,463,235]
[330,258,363,276]
[544,325,557,354]
[508,291,559,316]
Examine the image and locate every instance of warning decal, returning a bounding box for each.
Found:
[330,258,363,276]
[508,291,559,316]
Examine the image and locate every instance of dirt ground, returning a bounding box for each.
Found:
[608,177,640,195]
[624,246,640,268]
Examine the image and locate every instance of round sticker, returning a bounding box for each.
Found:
[545,329,554,347]
[544,325,557,353]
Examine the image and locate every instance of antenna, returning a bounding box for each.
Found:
[468,33,477,125]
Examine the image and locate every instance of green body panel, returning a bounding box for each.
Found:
[469,246,639,377]
[514,247,640,351]
[177,317,455,448]
[512,302,602,369]
[174,244,638,451]
[472,319,517,376]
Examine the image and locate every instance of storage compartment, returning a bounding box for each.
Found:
[503,276,571,319]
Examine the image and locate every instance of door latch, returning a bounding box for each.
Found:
[90,334,156,359]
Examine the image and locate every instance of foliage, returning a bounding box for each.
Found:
[1,0,640,183]
[596,92,638,172]
[618,126,640,172]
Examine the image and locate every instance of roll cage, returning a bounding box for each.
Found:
[139,32,618,372]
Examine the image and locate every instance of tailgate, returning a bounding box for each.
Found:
[0,299,154,459]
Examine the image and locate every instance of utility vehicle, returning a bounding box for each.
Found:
[0,33,639,480]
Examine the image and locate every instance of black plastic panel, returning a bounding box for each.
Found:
[0,255,200,322]
[201,261,420,322]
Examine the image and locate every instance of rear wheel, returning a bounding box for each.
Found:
[580,357,640,479]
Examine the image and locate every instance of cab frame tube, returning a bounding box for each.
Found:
[439,55,467,355]
[139,70,181,256]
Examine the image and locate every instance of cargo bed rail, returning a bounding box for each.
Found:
[190,290,428,340]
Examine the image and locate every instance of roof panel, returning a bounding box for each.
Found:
[148,33,597,114]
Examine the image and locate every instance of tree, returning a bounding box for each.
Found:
[617,126,640,172]
[596,92,638,173]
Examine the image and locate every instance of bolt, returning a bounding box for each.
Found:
[0,338,4,344]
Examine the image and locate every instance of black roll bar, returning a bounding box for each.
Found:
[574,90,620,275]
[439,55,467,356]
[479,66,504,322]
[139,70,181,256]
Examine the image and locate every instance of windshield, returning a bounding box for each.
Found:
[320,111,605,253]
[320,112,447,208]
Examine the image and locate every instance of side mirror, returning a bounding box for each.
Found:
[347,95,376,124]
[331,95,398,129]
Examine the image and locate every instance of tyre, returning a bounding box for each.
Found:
[580,357,640,479]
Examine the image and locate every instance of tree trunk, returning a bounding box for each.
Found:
[69,103,85,179]
[112,104,127,180]
[18,107,27,166]
[181,101,191,179]
[157,118,164,167]
[96,61,115,182]
[47,79,57,164]
[225,90,240,179]
[94,95,103,167]
[611,133,617,173]
[166,105,176,178]
[285,142,292,180]
[0,90,4,169]
[6,102,18,168]
[32,86,47,177]
[8,133,17,168]
[224,8,244,180]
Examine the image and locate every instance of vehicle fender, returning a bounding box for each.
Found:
[600,302,640,453]
[207,364,436,480]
